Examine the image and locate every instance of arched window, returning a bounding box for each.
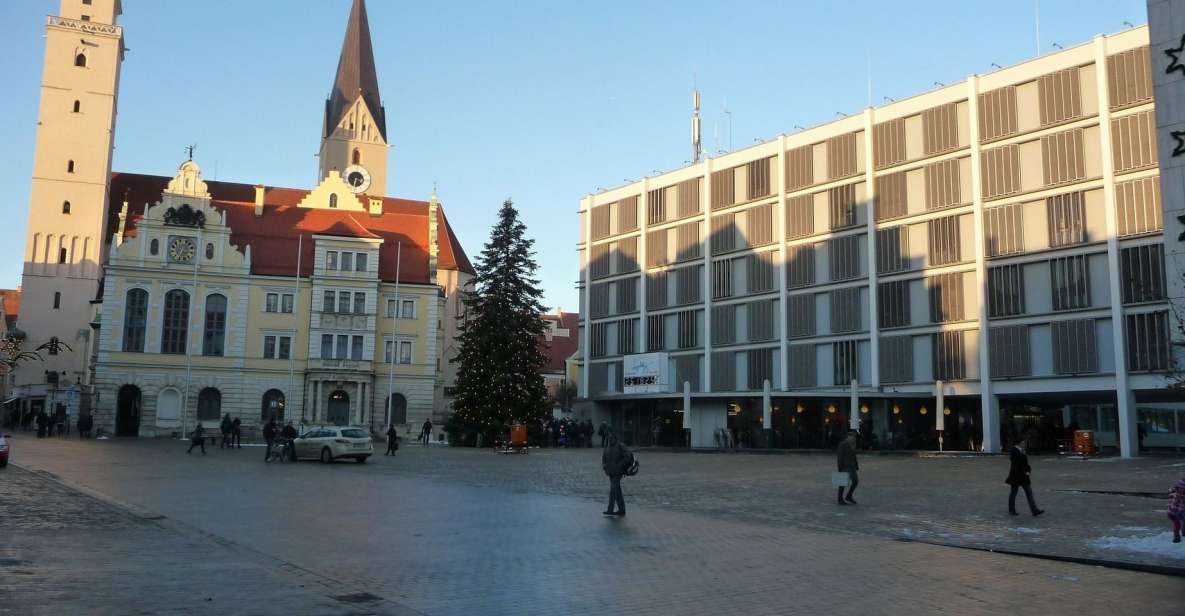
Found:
[385,393,407,425]
[261,389,285,422]
[160,289,189,354]
[74,53,87,68]
[53,292,61,309]
[202,294,226,356]
[205,243,214,259]
[150,239,159,255]
[62,201,71,214]
[58,248,68,264]
[352,149,361,165]
[67,160,75,173]
[122,288,148,352]
[72,100,81,113]
[156,388,181,422]
[197,387,221,422]
[329,194,338,208]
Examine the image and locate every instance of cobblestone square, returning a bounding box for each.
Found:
[2,436,1183,615]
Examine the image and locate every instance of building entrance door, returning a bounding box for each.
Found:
[116,385,141,437]
[327,390,350,426]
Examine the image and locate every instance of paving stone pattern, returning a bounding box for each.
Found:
[3,437,1183,615]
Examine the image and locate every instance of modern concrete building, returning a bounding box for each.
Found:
[11,0,475,437]
[576,23,1182,457]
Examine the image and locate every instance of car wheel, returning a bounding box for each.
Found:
[355,456,367,464]
[320,447,333,464]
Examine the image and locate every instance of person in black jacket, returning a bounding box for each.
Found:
[77,413,93,439]
[219,414,233,449]
[836,430,860,505]
[601,433,631,517]
[262,419,278,461]
[385,425,399,456]
[188,424,207,454]
[1006,441,1044,516]
[231,416,242,448]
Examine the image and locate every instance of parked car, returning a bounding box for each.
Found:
[0,433,10,468]
[291,426,372,463]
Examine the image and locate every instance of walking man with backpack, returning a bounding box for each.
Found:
[602,432,633,517]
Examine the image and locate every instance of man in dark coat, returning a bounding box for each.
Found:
[836,430,859,505]
[601,433,631,517]
[77,413,93,439]
[280,421,298,461]
[188,424,207,454]
[231,416,242,448]
[420,419,433,444]
[598,421,609,447]
[385,425,399,456]
[219,414,233,449]
[1006,441,1045,516]
[262,418,277,461]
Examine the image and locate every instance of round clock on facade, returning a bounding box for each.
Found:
[168,237,196,263]
[343,164,371,194]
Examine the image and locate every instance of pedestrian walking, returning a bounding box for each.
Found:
[386,425,399,456]
[601,432,632,517]
[77,413,92,439]
[188,424,207,454]
[219,414,232,449]
[231,416,242,448]
[1006,441,1045,517]
[262,418,277,461]
[598,421,609,447]
[836,430,859,505]
[420,418,432,444]
[1167,478,1185,543]
[280,421,297,461]
[35,410,47,438]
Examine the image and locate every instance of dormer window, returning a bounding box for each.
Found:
[74,53,86,68]
[329,194,338,208]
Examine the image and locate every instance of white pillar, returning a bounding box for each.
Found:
[849,379,859,431]
[967,73,999,453]
[935,380,945,432]
[683,380,692,446]
[762,379,772,429]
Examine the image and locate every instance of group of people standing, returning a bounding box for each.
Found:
[542,417,594,448]
[218,414,242,449]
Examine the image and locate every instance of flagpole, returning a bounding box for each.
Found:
[289,234,301,424]
[182,228,201,440]
[387,241,400,430]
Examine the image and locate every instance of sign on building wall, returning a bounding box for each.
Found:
[623,353,671,394]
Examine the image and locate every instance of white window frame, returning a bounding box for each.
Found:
[355,252,368,272]
[265,292,279,313]
[263,335,277,358]
[341,252,354,272]
[384,337,415,364]
[400,298,416,319]
[326,250,339,270]
[281,293,294,313]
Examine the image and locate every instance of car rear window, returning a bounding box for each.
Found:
[340,429,368,439]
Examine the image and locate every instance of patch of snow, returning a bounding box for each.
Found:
[1091,533,1185,560]
[1048,575,1080,582]
[1011,527,1042,535]
[96,436,110,440]
[1111,526,1153,532]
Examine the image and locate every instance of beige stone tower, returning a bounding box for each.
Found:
[19,0,123,388]
[319,0,389,198]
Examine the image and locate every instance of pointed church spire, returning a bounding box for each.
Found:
[325,0,386,141]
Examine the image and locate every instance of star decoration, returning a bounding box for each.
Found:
[1167,34,1185,76]
[1173,130,1185,157]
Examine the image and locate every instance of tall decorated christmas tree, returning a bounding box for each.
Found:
[446,200,550,445]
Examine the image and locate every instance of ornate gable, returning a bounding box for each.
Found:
[297,170,367,211]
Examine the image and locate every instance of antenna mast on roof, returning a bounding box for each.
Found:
[692,78,702,164]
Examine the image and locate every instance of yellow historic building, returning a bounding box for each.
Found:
[12,0,474,437]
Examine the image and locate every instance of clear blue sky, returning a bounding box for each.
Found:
[0,0,1147,312]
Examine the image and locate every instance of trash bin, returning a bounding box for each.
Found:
[510,423,528,448]
[1072,430,1097,455]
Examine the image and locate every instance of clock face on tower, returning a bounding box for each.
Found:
[343,164,371,194]
[168,236,196,263]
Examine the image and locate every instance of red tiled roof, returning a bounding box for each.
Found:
[539,311,580,373]
[107,172,474,284]
[0,289,19,330]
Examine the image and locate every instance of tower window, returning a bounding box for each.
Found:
[53,292,61,309]
[80,15,90,21]
[59,248,68,264]
[62,201,71,214]
[72,100,81,113]
[74,53,87,68]
[206,243,214,259]
[67,160,75,173]
[329,194,338,208]
[352,149,361,165]
[83,0,92,4]
[150,239,159,255]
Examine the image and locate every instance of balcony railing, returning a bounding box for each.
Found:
[47,15,122,37]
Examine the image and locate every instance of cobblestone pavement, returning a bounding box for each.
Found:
[3,436,1184,615]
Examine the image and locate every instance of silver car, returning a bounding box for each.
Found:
[291,426,373,464]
